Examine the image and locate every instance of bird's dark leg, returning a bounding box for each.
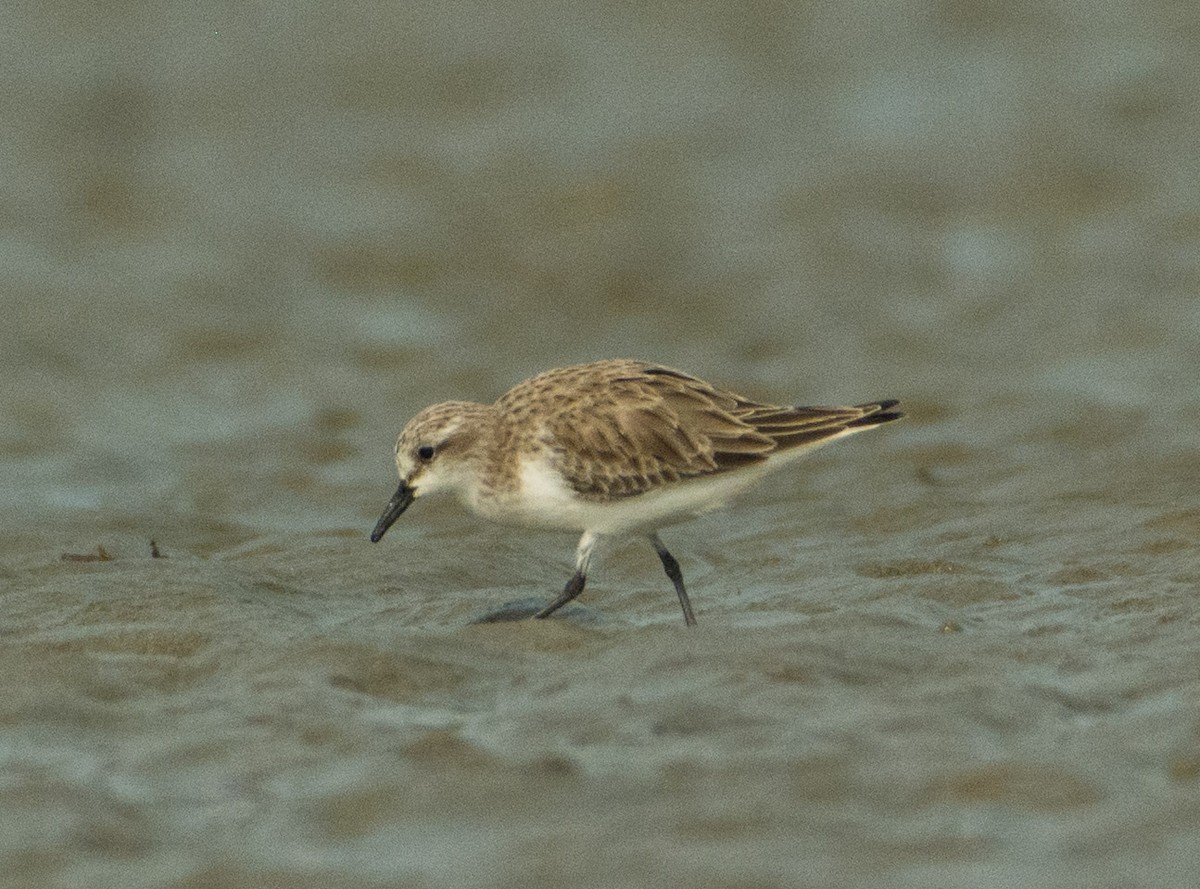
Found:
[650,533,697,626]
[534,569,586,619]
[535,531,598,620]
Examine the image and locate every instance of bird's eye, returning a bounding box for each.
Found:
[417,445,435,461]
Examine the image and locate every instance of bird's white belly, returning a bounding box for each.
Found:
[469,455,775,534]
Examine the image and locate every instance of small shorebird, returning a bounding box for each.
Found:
[370,359,901,625]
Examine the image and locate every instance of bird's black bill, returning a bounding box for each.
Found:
[370,481,415,542]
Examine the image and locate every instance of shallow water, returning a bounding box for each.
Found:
[4,1,1200,886]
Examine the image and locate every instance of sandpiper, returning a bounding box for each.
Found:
[370,359,902,625]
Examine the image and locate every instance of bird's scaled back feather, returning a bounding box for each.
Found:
[512,361,897,500]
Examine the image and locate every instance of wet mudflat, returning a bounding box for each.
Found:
[3,1,1200,886]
